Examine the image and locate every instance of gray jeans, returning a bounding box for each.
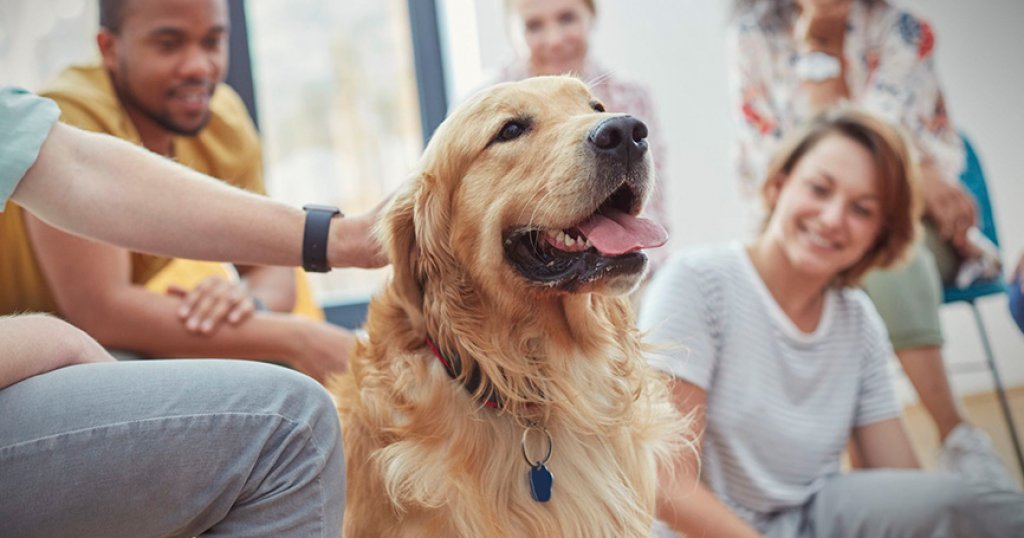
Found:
[0,360,345,537]
[761,470,1024,537]
[653,470,1023,538]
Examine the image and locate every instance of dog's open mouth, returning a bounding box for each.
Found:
[503,183,668,290]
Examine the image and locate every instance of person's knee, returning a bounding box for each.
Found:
[205,361,342,453]
[863,247,944,348]
[252,364,340,438]
[941,474,1024,536]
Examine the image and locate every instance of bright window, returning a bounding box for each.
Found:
[247,0,424,303]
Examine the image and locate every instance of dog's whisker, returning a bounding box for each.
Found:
[586,70,613,91]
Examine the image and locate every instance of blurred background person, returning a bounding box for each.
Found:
[728,0,1009,483]
[0,84,393,537]
[0,0,352,380]
[646,109,1024,538]
[494,0,673,273]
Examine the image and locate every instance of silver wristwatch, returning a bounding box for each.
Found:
[794,51,842,82]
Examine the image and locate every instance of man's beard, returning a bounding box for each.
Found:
[112,70,214,137]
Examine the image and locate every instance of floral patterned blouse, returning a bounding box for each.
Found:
[495,61,673,269]
[730,0,964,199]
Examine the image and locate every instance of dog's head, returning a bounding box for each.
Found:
[383,76,665,322]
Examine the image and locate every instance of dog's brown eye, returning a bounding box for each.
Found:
[591,101,605,112]
[494,120,528,143]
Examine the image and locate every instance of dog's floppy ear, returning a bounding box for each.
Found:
[380,179,425,328]
[379,170,455,332]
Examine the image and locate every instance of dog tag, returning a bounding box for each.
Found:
[529,463,553,502]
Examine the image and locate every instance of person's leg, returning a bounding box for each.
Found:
[0,360,345,538]
[862,237,963,439]
[894,345,962,440]
[864,230,1015,486]
[806,470,1024,537]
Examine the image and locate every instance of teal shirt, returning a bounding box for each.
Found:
[0,87,61,211]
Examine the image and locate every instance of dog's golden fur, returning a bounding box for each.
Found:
[333,76,688,537]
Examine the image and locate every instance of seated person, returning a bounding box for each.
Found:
[494,0,673,272]
[730,0,1003,480]
[1,86,394,537]
[643,110,1024,537]
[0,0,349,380]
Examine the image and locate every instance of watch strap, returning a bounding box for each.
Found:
[302,204,342,272]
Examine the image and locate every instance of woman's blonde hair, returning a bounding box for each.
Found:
[505,0,596,16]
[760,108,922,287]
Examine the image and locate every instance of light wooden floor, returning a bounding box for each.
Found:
[902,385,1024,489]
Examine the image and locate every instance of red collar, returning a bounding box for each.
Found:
[425,336,500,409]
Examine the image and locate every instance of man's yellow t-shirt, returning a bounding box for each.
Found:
[0,64,320,320]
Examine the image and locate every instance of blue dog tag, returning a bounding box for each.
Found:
[529,463,553,502]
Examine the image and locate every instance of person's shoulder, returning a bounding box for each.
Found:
[40,64,112,103]
[870,1,937,57]
[38,64,122,132]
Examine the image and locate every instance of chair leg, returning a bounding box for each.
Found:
[970,301,1024,480]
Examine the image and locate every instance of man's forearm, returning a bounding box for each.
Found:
[18,122,305,266]
[18,122,306,266]
[0,314,114,390]
[236,265,297,312]
[74,286,305,362]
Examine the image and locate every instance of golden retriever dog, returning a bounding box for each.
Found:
[333,76,687,537]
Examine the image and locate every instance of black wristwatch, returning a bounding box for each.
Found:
[302,204,343,273]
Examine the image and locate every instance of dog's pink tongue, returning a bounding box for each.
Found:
[577,208,668,256]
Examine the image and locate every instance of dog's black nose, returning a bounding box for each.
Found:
[588,116,648,162]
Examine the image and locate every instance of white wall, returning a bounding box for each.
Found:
[453,0,1024,396]
[0,0,99,90]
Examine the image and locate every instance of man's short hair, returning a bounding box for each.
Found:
[99,0,128,34]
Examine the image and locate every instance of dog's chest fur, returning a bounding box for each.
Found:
[338,342,678,538]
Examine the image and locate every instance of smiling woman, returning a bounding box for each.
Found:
[643,109,1024,538]
[756,106,919,289]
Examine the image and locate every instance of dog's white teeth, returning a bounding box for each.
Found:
[564,234,575,247]
[555,231,566,243]
[584,238,592,248]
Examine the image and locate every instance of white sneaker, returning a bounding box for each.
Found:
[954,227,1003,288]
[938,423,1020,491]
